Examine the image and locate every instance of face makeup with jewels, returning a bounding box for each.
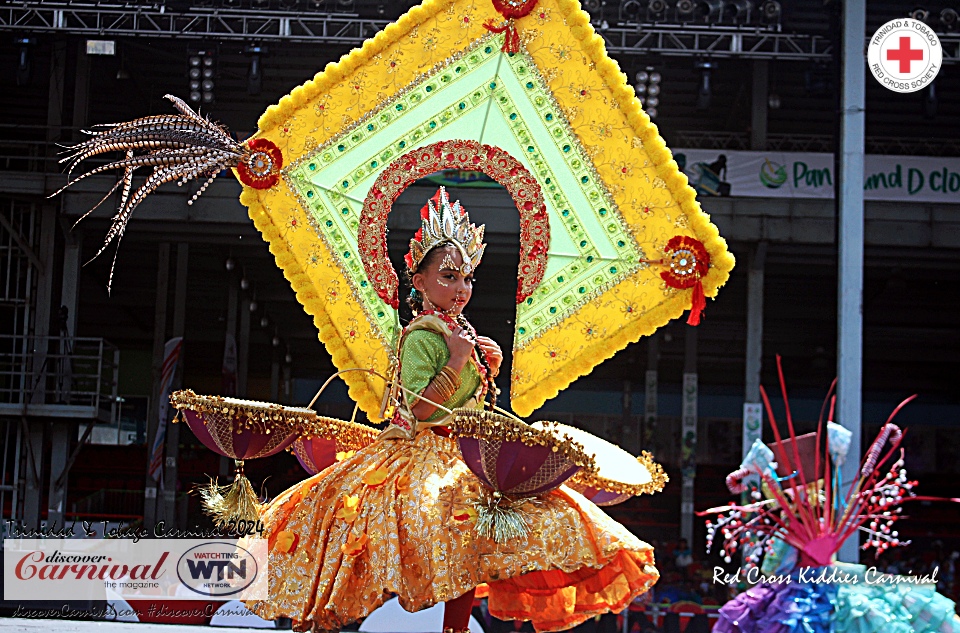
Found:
[413,246,474,316]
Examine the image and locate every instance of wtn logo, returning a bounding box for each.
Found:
[185,559,247,581]
[176,542,260,597]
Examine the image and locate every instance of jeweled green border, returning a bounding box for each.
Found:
[283,32,645,351]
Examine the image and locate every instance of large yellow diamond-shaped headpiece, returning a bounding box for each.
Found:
[239,0,735,418]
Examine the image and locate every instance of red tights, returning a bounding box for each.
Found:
[442,586,476,632]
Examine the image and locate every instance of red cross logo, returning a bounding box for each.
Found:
[886,36,924,73]
[869,19,942,92]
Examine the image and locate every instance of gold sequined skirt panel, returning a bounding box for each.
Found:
[245,430,659,632]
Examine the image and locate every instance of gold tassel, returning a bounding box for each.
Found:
[198,460,261,528]
[474,491,531,544]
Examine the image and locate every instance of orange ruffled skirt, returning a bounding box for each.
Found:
[245,430,659,632]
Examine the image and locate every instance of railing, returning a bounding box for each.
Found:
[0,334,120,421]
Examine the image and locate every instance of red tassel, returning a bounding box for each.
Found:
[506,23,521,52]
[686,278,706,326]
[483,19,521,53]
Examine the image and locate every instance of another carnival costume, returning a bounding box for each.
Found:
[243,190,659,632]
[704,368,960,633]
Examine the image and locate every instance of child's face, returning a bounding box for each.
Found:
[413,246,474,316]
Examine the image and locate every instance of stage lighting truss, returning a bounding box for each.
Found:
[634,66,661,119]
[5,2,957,62]
[619,0,642,23]
[942,8,959,31]
[187,49,216,104]
[722,0,750,24]
[758,0,781,26]
[647,0,669,22]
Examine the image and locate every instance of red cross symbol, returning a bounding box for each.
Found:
[886,36,924,73]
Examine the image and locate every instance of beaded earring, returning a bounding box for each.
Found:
[409,287,422,312]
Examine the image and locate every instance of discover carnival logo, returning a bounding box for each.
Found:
[13,550,168,584]
[868,18,942,93]
[3,538,267,601]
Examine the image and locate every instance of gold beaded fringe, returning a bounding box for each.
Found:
[474,490,534,544]
[197,460,261,528]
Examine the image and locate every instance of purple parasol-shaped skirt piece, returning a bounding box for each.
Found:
[456,435,583,496]
[565,483,632,506]
[291,436,339,476]
[182,409,298,461]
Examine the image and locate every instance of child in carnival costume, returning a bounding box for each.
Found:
[47,0,743,626]
[244,187,660,633]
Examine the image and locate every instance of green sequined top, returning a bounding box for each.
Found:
[400,328,482,423]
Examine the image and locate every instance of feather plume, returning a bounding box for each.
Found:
[52,95,246,293]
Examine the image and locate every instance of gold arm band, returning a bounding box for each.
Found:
[438,365,462,389]
[411,381,452,408]
[409,365,463,409]
[429,374,453,403]
[430,365,462,405]
[429,380,455,404]
[432,374,451,396]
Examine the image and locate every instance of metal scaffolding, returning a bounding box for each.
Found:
[600,23,834,60]
[4,2,957,61]
[2,3,391,45]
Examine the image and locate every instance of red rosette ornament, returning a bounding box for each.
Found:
[237,138,283,189]
[484,0,538,52]
[491,0,538,19]
[660,235,710,326]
